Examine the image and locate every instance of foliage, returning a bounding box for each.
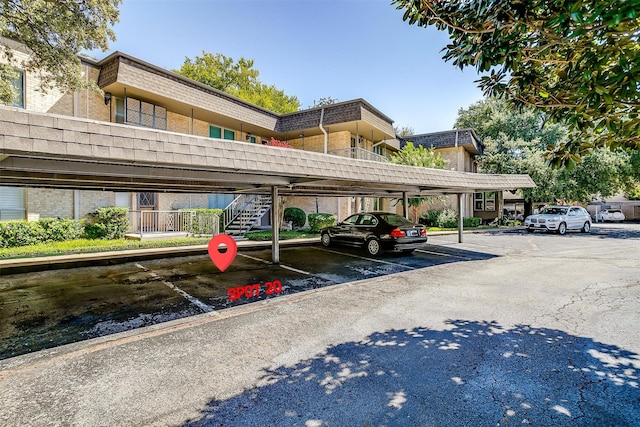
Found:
[175,51,300,114]
[84,207,129,240]
[0,0,121,104]
[463,217,482,228]
[308,213,337,233]
[419,209,458,228]
[457,97,637,206]
[243,229,318,241]
[310,97,339,108]
[0,217,84,248]
[283,207,306,228]
[179,208,223,235]
[390,142,448,221]
[266,137,293,148]
[626,185,640,201]
[394,125,415,137]
[0,237,213,260]
[393,0,640,162]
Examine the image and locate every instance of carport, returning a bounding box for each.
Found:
[0,107,535,262]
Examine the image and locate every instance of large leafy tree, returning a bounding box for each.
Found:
[393,0,640,164]
[0,0,121,104]
[390,142,448,221]
[456,98,636,211]
[175,51,300,114]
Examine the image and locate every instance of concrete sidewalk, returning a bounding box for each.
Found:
[1,231,638,426]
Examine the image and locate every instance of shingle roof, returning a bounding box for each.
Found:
[0,107,535,196]
[400,129,484,155]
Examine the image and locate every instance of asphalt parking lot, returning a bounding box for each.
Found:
[0,241,494,359]
[1,223,639,426]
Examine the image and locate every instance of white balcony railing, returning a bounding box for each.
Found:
[129,210,219,237]
[329,147,388,163]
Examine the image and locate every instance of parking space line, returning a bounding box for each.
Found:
[135,263,214,313]
[315,247,415,270]
[237,253,311,275]
[416,249,469,260]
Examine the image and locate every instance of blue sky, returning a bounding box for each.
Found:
[92,0,487,134]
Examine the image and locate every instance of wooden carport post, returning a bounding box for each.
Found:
[403,192,409,220]
[457,193,464,243]
[271,186,280,264]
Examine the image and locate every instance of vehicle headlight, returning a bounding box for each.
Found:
[551,216,561,221]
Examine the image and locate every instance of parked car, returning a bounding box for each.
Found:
[320,212,427,255]
[524,206,591,235]
[596,209,625,222]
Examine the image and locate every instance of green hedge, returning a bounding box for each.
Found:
[84,207,130,240]
[0,218,84,248]
[308,213,337,233]
[421,210,482,228]
[283,207,306,228]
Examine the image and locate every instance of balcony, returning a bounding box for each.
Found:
[328,147,388,163]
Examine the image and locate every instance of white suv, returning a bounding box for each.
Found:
[524,206,592,235]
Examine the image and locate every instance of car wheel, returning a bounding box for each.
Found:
[558,222,567,235]
[320,233,332,247]
[526,228,534,233]
[582,222,591,233]
[366,238,381,256]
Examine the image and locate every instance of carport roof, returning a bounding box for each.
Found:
[0,107,535,196]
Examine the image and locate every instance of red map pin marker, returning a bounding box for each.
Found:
[208,234,238,272]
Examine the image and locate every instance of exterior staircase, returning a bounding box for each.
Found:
[223,195,272,236]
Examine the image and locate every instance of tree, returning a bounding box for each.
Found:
[394,125,415,137]
[393,0,640,163]
[0,0,121,104]
[389,142,448,221]
[175,51,300,114]
[309,97,339,108]
[456,97,637,212]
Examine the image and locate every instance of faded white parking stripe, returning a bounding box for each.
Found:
[237,253,311,275]
[135,263,214,313]
[315,247,415,270]
[416,249,469,260]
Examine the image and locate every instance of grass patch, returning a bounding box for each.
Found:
[0,237,212,260]
[244,229,319,241]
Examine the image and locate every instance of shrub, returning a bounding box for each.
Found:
[420,210,442,227]
[420,209,458,228]
[84,207,129,240]
[179,208,223,235]
[38,217,84,242]
[0,217,85,248]
[283,207,306,228]
[463,217,482,228]
[308,213,337,233]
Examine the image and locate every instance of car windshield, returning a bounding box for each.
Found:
[541,207,568,215]
[378,214,414,226]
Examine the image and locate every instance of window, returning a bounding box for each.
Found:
[125,97,167,130]
[474,193,484,211]
[223,129,235,140]
[209,126,221,138]
[248,136,256,144]
[0,187,26,220]
[115,98,125,123]
[11,69,24,108]
[474,192,496,211]
[372,145,382,156]
[137,192,156,208]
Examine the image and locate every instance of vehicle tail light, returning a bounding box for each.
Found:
[390,228,406,238]
[420,228,426,237]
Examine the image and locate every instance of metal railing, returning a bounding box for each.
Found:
[328,147,389,163]
[129,210,219,237]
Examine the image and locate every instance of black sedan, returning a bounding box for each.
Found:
[320,212,428,256]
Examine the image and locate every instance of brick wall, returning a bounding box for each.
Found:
[27,188,74,219]
[157,193,209,210]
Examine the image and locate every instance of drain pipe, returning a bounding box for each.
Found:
[319,108,328,154]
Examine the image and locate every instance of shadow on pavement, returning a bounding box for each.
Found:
[184,320,640,426]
